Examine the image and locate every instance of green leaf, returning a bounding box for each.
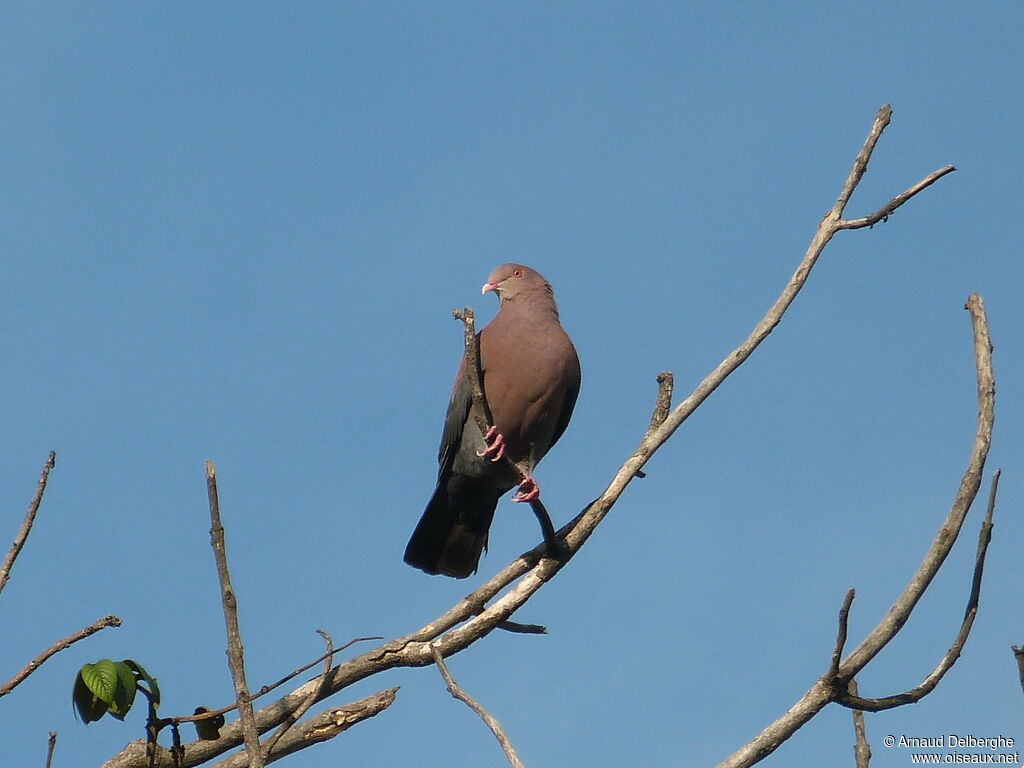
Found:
[106,661,138,721]
[73,659,144,723]
[73,667,112,724]
[192,706,225,741]
[123,658,160,708]
[80,660,119,706]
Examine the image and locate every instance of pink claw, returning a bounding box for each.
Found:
[512,476,540,503]
[476,426,506,462]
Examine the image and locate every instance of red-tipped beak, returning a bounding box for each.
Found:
[482,280,499,294]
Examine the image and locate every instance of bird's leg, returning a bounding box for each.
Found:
[512,475,539,503]
[522,492,571,564]
[476,425,506,462]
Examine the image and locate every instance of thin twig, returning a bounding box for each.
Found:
[0,615,122,697]
[837,468,1000,711]
[431,645,525,768]
[647,372,675,434]
[0,451,56,596]
[828,589,856,681]
[262,630,335,757]
[495,620,547,634]
[45,732,57,768]
[206,460,264,768]
[637,372,674,478]
[832,105,893,216]
[848,680,871,768]
[169,635,382,728]
[837,165,957,230]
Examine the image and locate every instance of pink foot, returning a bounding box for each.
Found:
[512,476,540,503]
[476,426,506,462]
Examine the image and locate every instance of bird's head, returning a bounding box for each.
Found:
[482,263,553,305]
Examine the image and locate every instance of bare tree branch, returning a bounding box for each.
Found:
[647,371,674,434]
[0,451,56,596]
[431,645,525,768]
[164,635,381,735]
[717,295,995,767]
[0,615,122,697]
[839,295,993,676]
[837,468,1001,711]
[828,589,856,680]
[208,688,398,768]
[45,731,57,768]
[99,105,963,768]
[837,165,957,230]
[112,689,399,768]
[847,680,871,768]
[206,460,263,768]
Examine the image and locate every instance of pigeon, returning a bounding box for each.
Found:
[404,263,581,578]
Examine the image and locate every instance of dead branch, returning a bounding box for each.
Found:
[431,645,525,768]
[836,468,1000,711]
[828,589,857,680]
[162,635,381,736]
[46,731,57,768]
[0,451,56,596]
[0,615,122,697]
[717,295,995,767]
[837,165,957,230]
[206,460,263,768]
[848,680,871,768]
[110,689,399,768]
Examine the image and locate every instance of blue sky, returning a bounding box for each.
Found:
[2,3,1021,767]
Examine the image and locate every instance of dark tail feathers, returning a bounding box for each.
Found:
[404,481,499,579]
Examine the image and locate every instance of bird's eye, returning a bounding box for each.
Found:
[513,268,523,278]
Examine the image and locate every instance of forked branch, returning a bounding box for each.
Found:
[718,296,995,768]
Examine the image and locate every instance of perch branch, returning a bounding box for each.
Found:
[0,451,56,596]
[206,460,263,768]
[431,645,525,768]
[99,105,961,768]
[0,615,122,697]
